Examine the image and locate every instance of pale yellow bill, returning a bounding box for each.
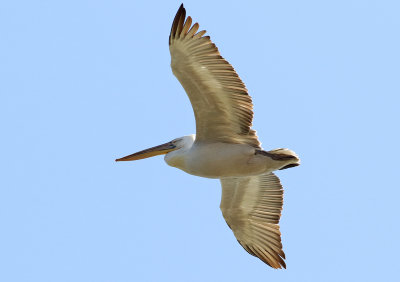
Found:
[115,141,176,162]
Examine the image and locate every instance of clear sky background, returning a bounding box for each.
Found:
[1,1,399,281]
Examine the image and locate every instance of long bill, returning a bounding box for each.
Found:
[115,141,177,162]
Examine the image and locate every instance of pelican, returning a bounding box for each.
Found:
[116,4,300,269]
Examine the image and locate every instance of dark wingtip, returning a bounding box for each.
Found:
[169,3,187,45]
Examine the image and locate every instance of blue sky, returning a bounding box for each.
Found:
[1,0,399,281]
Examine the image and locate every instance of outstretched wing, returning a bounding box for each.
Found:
[220,173,286,268]
[169,4,260,148]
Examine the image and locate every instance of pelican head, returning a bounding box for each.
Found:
[115,134,195,162]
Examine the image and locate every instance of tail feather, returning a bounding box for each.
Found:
[268,148,299,159]
[256,148,300,170]
[279,163,300,170]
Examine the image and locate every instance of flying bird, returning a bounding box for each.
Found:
[116,4,300,269]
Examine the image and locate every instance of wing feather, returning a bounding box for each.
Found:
[220,173,286,268]
[169,4,260,148]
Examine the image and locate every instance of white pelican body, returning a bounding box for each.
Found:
[165,136,297,179]
[116,4,300,269]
